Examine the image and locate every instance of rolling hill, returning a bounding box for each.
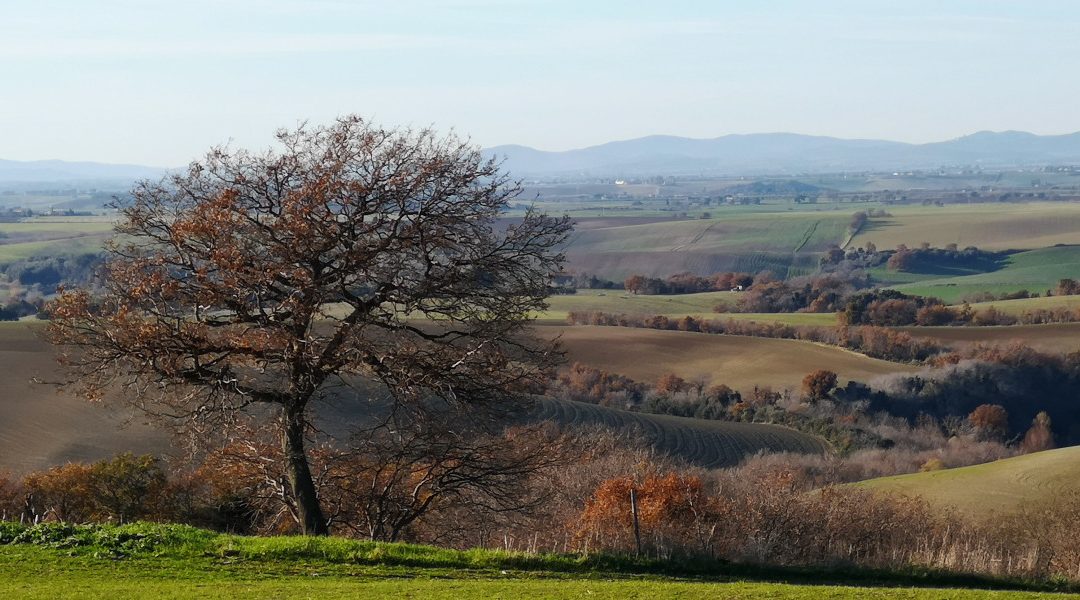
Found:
[899,323,1080,355]
[857,446,1080,518]
[545,325,916,391]
[486,131,1080,176]
[532,397,828,468]
[0,323,829,474]
[855,205,1080,256]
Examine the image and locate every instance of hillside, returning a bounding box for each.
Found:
[546,325,917,391]
[533,397,828,468]
[0,323,828,473]
[853,204,1080,255]
[485,131,1080,176]
[857,446,1080,518]
[899,323,1080,354]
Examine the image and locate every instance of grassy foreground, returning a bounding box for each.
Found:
[1,523,1076,599]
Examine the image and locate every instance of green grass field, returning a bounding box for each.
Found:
[961,294,1080,315]
[886,246,1080,303]
[0,221,112,262]
[0,523,1073,599]
[851,203,1080,252]
[856,446,1080,518]
[540,290,837,326]
[564,211,850,279]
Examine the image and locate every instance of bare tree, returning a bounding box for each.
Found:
[47,115,572,535]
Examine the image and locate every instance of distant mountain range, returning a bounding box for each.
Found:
[0,159,165,185]
[483,131,1080,177]
[6,130,1080,184]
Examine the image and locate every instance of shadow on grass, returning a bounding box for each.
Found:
[1,521,1075,594]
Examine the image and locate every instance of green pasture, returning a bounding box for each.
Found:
[885,246,1080,303]
[0,523,1073,599]
[539,290,837,326]
[851,203,1080,252]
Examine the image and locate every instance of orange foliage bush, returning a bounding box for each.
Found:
[576,472,718,555]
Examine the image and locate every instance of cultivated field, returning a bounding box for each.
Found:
[0,323,830,473]
[563,211,850,279]
[0,322,168,474]
[889,246,1080,303]
[0,221,112,262]
[857,446,1080,518]
[962,294,1080,315]
[899,323,1080,354]
[533,397,828,468]
[852,203,1080,252]
[544,325,916,391]
[540,289,837,326]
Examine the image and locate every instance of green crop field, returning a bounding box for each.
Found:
[539,290,837,326]
[961,295,1080,315]
[0,221,113,262]
[851,203,1080,252]
[545,325,916,392]
[563,211,851,279]
[545,289,741,314]
[856,446,1080,519]
[885,246,1080,303]
[0,523,1072,599]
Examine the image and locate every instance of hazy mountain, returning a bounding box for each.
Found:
[484,131,1080,177]
[8,130,1080,184]
[0,159,166,184]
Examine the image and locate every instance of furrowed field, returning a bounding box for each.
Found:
[857,446,1080,518]
[0,322,833,474]
[563,210,851,279]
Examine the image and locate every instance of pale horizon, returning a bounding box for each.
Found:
[5,1,1080,165]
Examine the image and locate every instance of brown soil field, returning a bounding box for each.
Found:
[533,397,829,468]
[543,325,917,391]
[0,323,832,474]
[0,323,168,474]
[898,323,1080,354]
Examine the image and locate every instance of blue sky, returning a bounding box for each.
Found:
[3,1,1080,165]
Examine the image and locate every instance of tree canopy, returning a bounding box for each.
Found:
[47,116,572,534]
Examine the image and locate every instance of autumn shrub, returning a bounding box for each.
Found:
[22,462,97,523]
[21,454,167,524]
[575,472,719,557]
[0,472,21,521]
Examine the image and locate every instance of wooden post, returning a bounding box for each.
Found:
[630,488,642,556]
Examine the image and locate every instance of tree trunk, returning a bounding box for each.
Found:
[282,407,328,535]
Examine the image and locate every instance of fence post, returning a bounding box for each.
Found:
[630,487,642,556]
